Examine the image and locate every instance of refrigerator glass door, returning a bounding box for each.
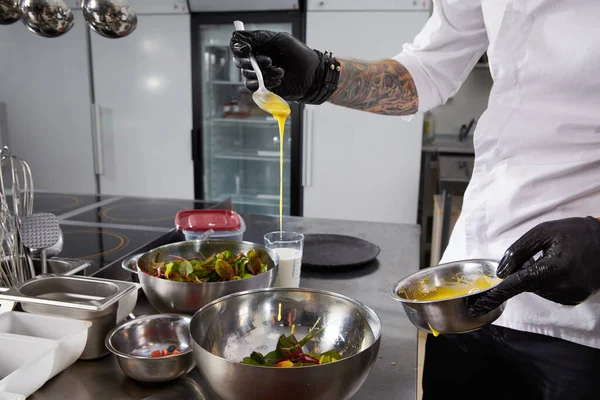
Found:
[198,22,293,216]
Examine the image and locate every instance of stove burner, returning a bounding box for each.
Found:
[62,230,129,260]
[99,201,190,223]
[34,194,81,213]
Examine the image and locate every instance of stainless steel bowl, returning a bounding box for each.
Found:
[19,0,74,38]
[122,240,279,315]
[105,313,195,383]
[190,287,382,400]
[0,0,20,25]
[82,0,137,39]
[390,259,505,335]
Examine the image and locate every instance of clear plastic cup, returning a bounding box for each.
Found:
[264,231,304,288]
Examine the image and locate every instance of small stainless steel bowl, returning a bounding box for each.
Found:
[190,287,382,400]
[105,314,194,382]
[390,259,505,335]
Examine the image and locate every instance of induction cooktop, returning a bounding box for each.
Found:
[63,196,229,229]
[57,223,169,276]
[6,193,114,217]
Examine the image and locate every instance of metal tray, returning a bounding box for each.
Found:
[31,257,90,277]
[0,257,91,291]
[0,275,139,313]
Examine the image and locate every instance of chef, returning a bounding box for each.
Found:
[230,1,600,398]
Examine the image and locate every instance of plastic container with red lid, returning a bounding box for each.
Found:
[175,209,246,241]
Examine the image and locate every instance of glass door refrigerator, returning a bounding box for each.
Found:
[190,3,304,217]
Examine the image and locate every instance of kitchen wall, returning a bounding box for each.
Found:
[428,67,494,137]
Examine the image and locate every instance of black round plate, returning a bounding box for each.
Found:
[301,234,381,269]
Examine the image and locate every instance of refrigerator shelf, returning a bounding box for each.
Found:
[210,80,245,86]
[218,193,290,208]
[212,152,291,162]
[209,117,291,126]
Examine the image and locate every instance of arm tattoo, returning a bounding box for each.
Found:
[327,59,418,116]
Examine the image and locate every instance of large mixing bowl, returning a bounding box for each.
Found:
[190,287,382,400]
[122,240,279,315]
[390,259,505,335]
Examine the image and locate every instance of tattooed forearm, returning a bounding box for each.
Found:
[327,59,418,116]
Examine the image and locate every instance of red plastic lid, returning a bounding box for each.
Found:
[175,209,242,232]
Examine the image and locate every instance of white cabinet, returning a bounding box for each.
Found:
[0,9,194,199]
[303,8,430,224]
[91,14,194,199]
[0,10,96,194]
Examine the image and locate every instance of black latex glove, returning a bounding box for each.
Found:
[468,216,600,317]
[230,30,339,103]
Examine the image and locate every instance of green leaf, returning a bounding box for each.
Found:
[238,259,248,276]
[148,261,165,276]
[292,363,319,367]
[299,317,323,347]
[247,250,262,275]
[276,334,302,359]
[192,268,213,280]
[232,276,241,280]
[168,272,187,282]
[165,262,175,279]
[200,255,216,268]
[217,250,234,260]
[263,349,282,365]
[178,260,193,277]
[260,263,267,273]
[241,357,262,366]
[319,350,342,364]
[250,351,266,364]
[215,259,234,280]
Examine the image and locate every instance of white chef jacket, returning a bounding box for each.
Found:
[393,0,600,350]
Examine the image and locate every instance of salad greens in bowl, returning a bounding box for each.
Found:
[121,240,279,314]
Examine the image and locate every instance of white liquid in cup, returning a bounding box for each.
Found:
[272,247,302,288]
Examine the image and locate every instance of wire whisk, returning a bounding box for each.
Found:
[0,146,35,287]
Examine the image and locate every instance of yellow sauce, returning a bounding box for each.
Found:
[398,275,501,338]
[428,324,440,337]
[418,276,500,337]
[412,276,501,301]
[277,302,282,322]
[258,96,290,232]
[291,324,296,335]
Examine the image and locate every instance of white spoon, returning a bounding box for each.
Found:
[233,20,290,118]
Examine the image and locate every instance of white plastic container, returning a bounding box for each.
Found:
[0,312,91,379]
[0,334,57,397]
[175,209,246,241]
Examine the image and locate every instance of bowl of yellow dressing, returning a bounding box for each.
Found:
[390,259,505,336]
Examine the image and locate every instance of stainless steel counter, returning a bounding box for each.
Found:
[28,213,421,400]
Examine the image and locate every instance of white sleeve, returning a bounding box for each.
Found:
[393,0,489,113]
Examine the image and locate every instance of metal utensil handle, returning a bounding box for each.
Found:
[233,21,267,93]
[303,107,314,187]
[91,103,105,175]
[121,253,141,274]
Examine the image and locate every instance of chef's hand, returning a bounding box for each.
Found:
[230,30,339,103]
[468,216,600,317]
